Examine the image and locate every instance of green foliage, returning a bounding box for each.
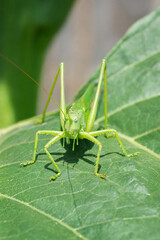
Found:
[0,8,160,240]
[0,0,75,127]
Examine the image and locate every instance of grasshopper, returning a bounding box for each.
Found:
[0,54,138,180]
[20,59,138,180]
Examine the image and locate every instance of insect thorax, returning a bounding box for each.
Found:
[64,107,86,139]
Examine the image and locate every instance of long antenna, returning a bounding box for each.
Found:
[0,53,65,116]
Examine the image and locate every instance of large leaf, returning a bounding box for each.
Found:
[0,8,160,240]
[0,0,75,127]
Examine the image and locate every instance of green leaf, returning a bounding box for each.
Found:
[0,0,75,127]
[0,8,160,240]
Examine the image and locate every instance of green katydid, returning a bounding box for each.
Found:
[0,54,138,180]
[21,59,138,180]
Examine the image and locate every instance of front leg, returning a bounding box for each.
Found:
[44,132,65,180]
[90,129,139,157]
[20,130,62,166]
[79,132,105,178]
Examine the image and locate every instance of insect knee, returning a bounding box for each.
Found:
[99,144,102,151]
[44,145,48,152]
[105,132,115,138]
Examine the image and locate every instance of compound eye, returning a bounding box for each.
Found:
[73,117,78,122]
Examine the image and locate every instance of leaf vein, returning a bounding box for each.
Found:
[0,193,88,240]
[134,126,160,140]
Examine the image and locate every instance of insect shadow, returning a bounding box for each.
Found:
[43,138,96,174]
[36,137,124,175]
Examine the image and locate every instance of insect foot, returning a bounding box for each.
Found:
[126,152,140,157]
[34,119,44,125]
[20,160,35,166]
[95,173,106,178]
[49,173,61,181]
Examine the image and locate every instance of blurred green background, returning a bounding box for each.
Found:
[0,0,75,127]
[0,0,159,128]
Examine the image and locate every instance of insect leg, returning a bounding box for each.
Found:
[90,129,139,157]
[44,132,65,180]
[86,59,107,132]
[21,130,62,166]
[39,63,66,124]
[59,62,66,132]
[104,60,107,130]
[79,132,105,178]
